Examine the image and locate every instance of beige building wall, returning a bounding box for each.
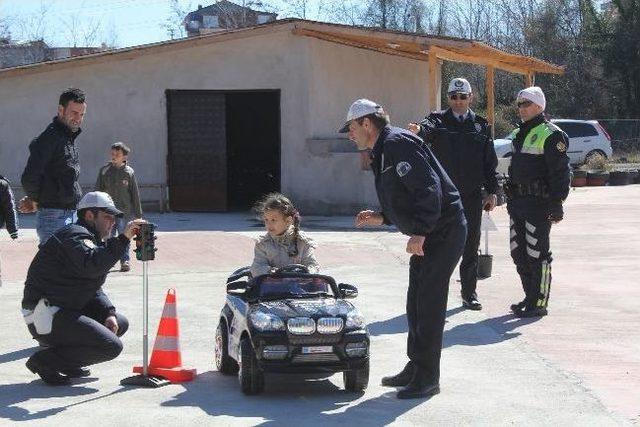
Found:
[0,28,430,214]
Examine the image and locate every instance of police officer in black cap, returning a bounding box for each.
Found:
[340,99,467,399]
[505,86,570,318]
[21,191,146,385]
[409,77,499,311]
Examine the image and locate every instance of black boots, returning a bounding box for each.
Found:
[26,356,70,386]
[397,368,440,399]
[381,361,415,387]
[61,367,91,378]
[462,293,482,310]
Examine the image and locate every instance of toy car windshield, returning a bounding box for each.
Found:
[255,276,335,299]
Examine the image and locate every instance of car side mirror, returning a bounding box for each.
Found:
[226,281,247,295]
[338,283,358,299]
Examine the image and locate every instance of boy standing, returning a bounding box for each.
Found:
[1,174,19,286]
[95,142,143,272]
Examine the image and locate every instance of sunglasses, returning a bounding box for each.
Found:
[517,100,533,108]
[449,93,469,100]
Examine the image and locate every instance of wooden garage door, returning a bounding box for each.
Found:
[166,90,227,211]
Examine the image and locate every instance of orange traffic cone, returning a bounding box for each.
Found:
[133,288,196,382]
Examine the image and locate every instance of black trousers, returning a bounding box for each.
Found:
[27,305,129,372]
[459,191,483,298]
[407,216,466,383]
[507,197,552,309]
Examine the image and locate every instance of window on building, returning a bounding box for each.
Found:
[203,15,220,28]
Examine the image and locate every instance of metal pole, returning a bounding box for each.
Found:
[143,261,149,376]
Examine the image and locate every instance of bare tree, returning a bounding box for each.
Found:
[163,0,192,39]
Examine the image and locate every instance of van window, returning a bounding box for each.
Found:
[555,122,598,138]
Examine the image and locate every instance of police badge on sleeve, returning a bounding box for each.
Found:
[396,161,412,177]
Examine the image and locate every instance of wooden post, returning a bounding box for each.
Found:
[525,72,535,87]
[486,65,495,139]
[427,51,439,112]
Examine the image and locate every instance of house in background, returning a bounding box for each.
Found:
[0,38,105,69]
[184,1,277,36]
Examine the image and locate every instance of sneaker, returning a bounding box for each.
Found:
[120,261,130,272]
[61,367,91,378]
[462,294,482,310]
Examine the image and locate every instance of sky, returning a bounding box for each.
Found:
[0,0,327,48]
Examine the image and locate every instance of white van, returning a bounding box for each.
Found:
[493,119,613,164]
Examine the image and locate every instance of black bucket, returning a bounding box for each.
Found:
[477,253,493,279]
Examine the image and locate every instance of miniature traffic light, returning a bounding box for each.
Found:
[135,223,157,261]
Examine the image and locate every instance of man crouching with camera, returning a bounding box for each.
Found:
[22,191,146,385]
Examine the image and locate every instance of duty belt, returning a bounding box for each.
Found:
[504,180,549,199]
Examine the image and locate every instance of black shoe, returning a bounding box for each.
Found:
[510,300,526,312]
[61,367,91,378]
[381,361,415,387]
[26,357,71,385]
[514,307,548,318]
[397,370,440,399]
[462,294,482,311]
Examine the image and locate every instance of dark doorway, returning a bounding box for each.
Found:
[166,90,280,212]
[226,91,280,210]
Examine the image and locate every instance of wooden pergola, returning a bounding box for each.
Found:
[291,20,565,135]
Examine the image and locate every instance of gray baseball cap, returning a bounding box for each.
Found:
[338,98,385,133]
[77,191,123,217]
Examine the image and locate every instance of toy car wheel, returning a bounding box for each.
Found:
[215,322,239,375]
[239,337,265,395]
[343,359,369,392]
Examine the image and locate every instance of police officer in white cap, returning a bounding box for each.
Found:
[505,86,570,317]
[341,99,467,399]
[408,78,499,311]
[21,191,146,385]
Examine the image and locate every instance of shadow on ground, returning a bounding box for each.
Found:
[163,370,425,426]
[368,309,543,348]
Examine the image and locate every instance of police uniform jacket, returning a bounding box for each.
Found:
[21,117,82,210]
[417,109,498,197]
[22,218,129,318]
[371,126,464,237]
[508,114,571,203]
[96,162,143,218]
[0,175,18,238]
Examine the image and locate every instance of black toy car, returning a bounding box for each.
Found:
[214,265,370,395]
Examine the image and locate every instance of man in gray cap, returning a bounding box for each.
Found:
[21,191,146,385]
[505,86,570,318]
[341,98,467,399]
[409,77,499,311]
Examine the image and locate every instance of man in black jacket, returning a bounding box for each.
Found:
[1,174,19,287]
[506,87,570,318]
[409,78,499,311]
[22,191,145,385]
[20,88,87,245]
[340,99,467,399]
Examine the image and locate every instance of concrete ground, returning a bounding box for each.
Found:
[0,185,638,426]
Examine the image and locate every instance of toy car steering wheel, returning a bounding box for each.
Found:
[274,264,310,274]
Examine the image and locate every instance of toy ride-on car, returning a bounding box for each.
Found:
[214,264,370,395]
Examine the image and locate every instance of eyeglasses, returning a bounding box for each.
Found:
[517,100,533,108]
[449,93,469,100]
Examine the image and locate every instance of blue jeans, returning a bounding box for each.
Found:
[113,217,130,263]
[37,208,75,245]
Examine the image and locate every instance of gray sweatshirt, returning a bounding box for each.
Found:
[250,228,320,277]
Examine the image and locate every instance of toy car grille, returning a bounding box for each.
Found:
[289,334,342,345]
[317,318,344,334]
[287,317,316,335]
[292,353,340,364]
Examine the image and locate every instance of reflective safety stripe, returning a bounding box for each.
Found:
[510,241,519,251]
[152,335,179,351]
[161,303,177,319]
[537,261,551,307]
[525,221,536,233]
[510,218,515,226]
[527,246,540,258]
[519,123,556,155]
[526,234,538,246]
[510,229,517,239]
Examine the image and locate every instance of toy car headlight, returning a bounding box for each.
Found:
[345,309,365,329]
[250,310,285,331]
